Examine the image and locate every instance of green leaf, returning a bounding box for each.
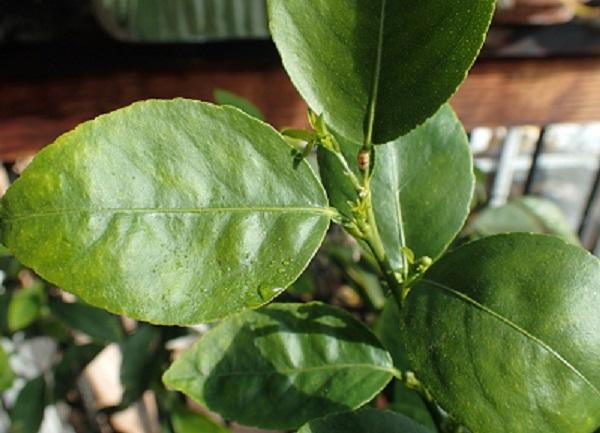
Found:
[163,302,396,430]
[471,165,488,209]
[389,382,437,432]
[317,141,361,223]
[214,89,265,121]
[375,300,411,374]
[319,105,473,265]
[269,0,495,144]
[281,128,315,142]
[120,325,162,405]
[10,376,46,433]
[172,407,230,433]
[297,408,431,433]
[49,298,124,343]
[0,99,331,325]
[376,301,435,430]
[0,345,14,392]
[467,196,580,245]
[402,234,600,433]
[371,105,473,265]
[0,244,11,258]
[7,282,46,332]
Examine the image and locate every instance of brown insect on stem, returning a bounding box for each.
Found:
[358,148,370,173]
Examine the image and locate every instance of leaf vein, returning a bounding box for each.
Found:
[421,278,600,398]
[183,363,397,380]
[365,0,386,145]
[4,206,336,222]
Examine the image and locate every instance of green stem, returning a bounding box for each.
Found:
[423,399,466,433]
[395,197,410,283]
[422,397,468,433]
[322,129,404,308]
[422,397,450,433]
[364,0,386,147]
[331,149,364,193]
[360,190,404,308]
[403,372,463,433]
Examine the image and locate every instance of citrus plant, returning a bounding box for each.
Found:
[2,1,599,432]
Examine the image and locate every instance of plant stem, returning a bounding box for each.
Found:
[322,129,404,308]
[359,185,404,309]
[422,397,451,433]
[403,372,464,433]
[424,400,467,433]
[331,148,364,193]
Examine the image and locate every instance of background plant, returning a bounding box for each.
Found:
[1,1,599,433]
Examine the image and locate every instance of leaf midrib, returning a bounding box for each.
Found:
[389,149,408,269]
[365,0,386,145]
[4,206,336,222]
[187,363,398,380]
[421,278,600,398]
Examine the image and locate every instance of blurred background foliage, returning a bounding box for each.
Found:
[0,0,269,44]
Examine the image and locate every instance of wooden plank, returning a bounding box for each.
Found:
[1,57,600,159]
[0,66,305,159]
[451,57,600,128]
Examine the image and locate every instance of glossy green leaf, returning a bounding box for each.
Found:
[7,283,46,332]
[0,99,331,325]
[376,301,435,430]
[0,345,13,392]
[120,325,162,405]
[376,300,410,371]
[10,376,46,433]
[297,408,430,433]
[319,105,473,265]
[282,129,315,142]
[317,141,360,224]
[402,234,600,433]
[49,298,124,343]
[172,407,230,433]
[390,382,436,432]
[468,196,580,245]
[371,105,473,265]
[163,302,396,430]
[214,89,265,120]
[269,0,494,144]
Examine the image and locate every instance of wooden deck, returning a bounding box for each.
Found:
[1,43,599,159]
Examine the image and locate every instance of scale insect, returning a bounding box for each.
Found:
[358,148,371,173]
